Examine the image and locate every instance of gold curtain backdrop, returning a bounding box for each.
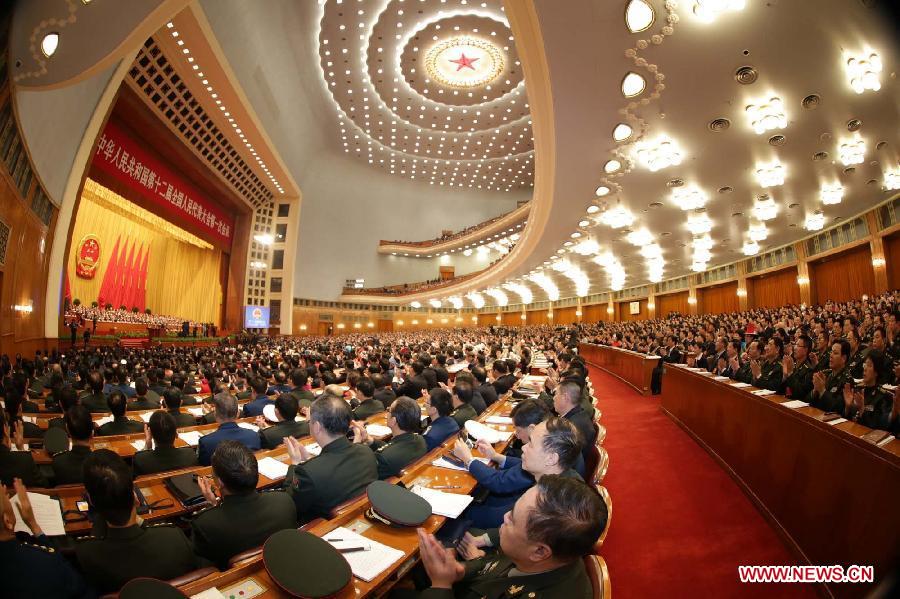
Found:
[67,179,223,324]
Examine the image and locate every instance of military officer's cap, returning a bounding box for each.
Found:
[118,578,187,598]
[264,529,352,597]
[43,427,69,455]
[365,480,431,527]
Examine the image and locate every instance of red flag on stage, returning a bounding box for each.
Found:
[137,246,150,312]
[63,272,72,302]
[119,241,136,309]
[97,236,122,307]
[127,244,144,311]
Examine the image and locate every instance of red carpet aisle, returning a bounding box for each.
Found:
[587,366,818,598]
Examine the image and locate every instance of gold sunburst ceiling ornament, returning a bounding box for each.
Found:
[424,37,505,89]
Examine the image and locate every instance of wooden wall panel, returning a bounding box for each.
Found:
[810,244,875,304]
[526,309,549,326]
[582,303,609,323]
[501,311,523,326]
[748,266,800,309]
[555,306,578,325]
[656,291,689,318]
[698,282,739,314]
[884,232,900,291]
[478,313,496,327]
[616,299,647,322]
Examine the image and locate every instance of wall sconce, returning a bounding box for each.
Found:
[426,318,433,324]
[736,288,747,297]
[575,310,583,316]
[441,318,448,324]
[367,322,374,328]
[687,297,697,305]
[548,312,554,319]
[336,323,345,329]
[299,324,307,331]
[411,319,419,325]
[353,323,361,329]
[797,276,810,285]
[520,313,526,320]
[14,303,34,314]
[397,320,404,326]
[471,316,478,322]
[872,257,886,268]
[647,303,655,310]
[607,306,614,314]
[495,315,501,321]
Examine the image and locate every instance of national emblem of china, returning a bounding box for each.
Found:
[75,235,101,279]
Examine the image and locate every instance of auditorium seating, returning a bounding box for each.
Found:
[592,446,609,486]
[584,554,611,599]
[593,484,613,551]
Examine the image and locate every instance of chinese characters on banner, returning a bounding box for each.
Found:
[91,120,235,246]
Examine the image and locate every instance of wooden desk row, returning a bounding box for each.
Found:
[578,343,659,396]
[660,364,900,599]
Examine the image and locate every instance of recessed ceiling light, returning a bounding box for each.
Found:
[621,72,646,97]
[693,0,746,23]
[578,219,590,227]
[587,205,601,214]
[613,123,633,142]
[595,186,610,197]
[625,0,655,32]
[604,160,622,173]
[41,33,59,58]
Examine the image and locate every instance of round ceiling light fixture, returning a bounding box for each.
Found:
[625,0,655,33]
[424,36,504,89]
[41,33,60,58]
[595,185,611,197]
[613,123,633,142]
[621,72,646,97]
[604,160,622,174]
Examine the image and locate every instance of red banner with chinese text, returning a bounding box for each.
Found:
[91,120,234,246]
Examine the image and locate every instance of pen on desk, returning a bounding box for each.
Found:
[338,547,369,554]
[431,485,461,490]
[324,538,344,542]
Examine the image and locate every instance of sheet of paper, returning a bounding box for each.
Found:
[94,415,114,427]
[130,440,145,451]
[12,492,66,537]
[23,416,36,424]
[751,389,775,396]
[257,456,290,480]
[713,376,731,381]
[305,443,322,457]
[730,382,751,388]
[876,435,896,448]
[187,407,205,417]
[237,422,260,432]
[780,400,809,409]
[485,416,513,425]
[826,418,848,426]
[431,456,489,472]
[190,588,227,599]
[410,485,474,518]
[322,526,404,582]
[365,424,393,437]
[138,411,154,422]
[464,420,511,444]
[178,431,203,446]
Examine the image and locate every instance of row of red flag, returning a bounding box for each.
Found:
[94,236,150,311]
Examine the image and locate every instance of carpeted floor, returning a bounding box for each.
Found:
[588,366,819,598]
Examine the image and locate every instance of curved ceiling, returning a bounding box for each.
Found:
[316,0,533,192]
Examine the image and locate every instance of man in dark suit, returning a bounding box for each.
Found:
[97,391,144,436]
[422,388,459,451]
[148,368,168,398]
[267,371,292,396]
[242,377,273,418]
[0,411,47,487]
[352,377,384,421]
[256,394,309,449]
[75,450,199,593]
[81,371,108,413]
[133,411,199,476]
[553,381,596,475]
[352,397,427,479]
[198,393,260,466]
[371,373,396,406]
[472,366,499,408]
[191,441,297,569]
[127,379,160,411]
[282,396,377,522]
[433,354,450,386]
[454,370,486,415]
[395,361,428,399]
[161,388,197,428]
[288,368,315,409]
[420,356,438,390]
[490,360,516,396]
[51,406,94,486]
[449,381,478,428]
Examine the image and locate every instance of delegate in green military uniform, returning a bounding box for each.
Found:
[809,340,853,413]
[352,397,428,479]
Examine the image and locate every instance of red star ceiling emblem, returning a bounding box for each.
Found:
[449,53,479,71]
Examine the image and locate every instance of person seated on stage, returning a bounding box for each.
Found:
[191,440,297,569]
[127,379,160,411]
[281,396,377,522]
[241,377,273,418]
[422,388,460,451]
[96,391,144,437]
[0,479,92,598]
[351,396,428,480]
[255,393,309,449]
[450,417,583,530]
[449,380,478,428]
[472,366,499,408]
[288,368,316,408]
[413,475,607,599]
[352,377,385,421]
[81,371,108,413]
[372,372,397,407]
[132,411,199,476]
[552,381,595,475]
[750,336,784,392]
[160,387,197,428]
[454,370,487,415]
[198,393,261,466]
[843,349,894,431]
[75,450,199,594]
[267,370,293,396]
[0,409,47,487]
[810,339,853,414]
[51,406,95,486]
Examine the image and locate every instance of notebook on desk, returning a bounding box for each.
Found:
[322,526,404,582]
[860,429,892,446]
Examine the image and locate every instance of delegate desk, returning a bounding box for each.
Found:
[579,343,659,396]
[661,364,900,598]
[181,393,526,598]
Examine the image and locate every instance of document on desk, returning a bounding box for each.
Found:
[365,424,393,437]
[432,456,489,472]
[323,526,404,582]
[12,492,66,536]
[713,376,731,382]
[305,443,322,457]
[94,415,114,427]
[130,440,146,452]
[257,456,290,480]
[237,422,260,432]
[825,417,848,426]
[139,411,154,422]
[729,382,751,388]
[187,407,205,417]
[410,485,474,518]
[780,400,809,409]
[190,588,227,599]
[485,416,513,425]
[751,389,776,396]
[178,431,204,446]
[465,420,511,444]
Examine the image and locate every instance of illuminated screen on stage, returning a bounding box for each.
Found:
[244,306,270,328]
